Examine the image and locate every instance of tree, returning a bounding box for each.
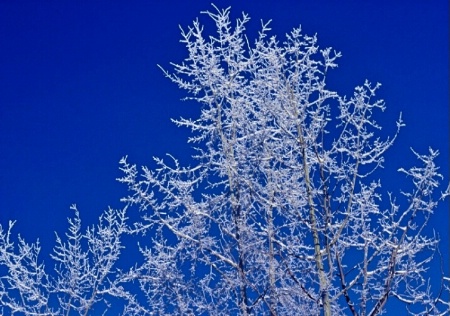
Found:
[0,6,449,315]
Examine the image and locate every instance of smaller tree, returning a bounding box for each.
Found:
[0,205,130,315]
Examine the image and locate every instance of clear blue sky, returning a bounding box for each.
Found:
[0,0,448,291]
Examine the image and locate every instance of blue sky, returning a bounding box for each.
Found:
[0,0,448,301]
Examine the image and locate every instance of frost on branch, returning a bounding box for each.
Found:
[0,205,132,315]
[0,221,51,315]
[118,6,448,315]
[1,5,449,316]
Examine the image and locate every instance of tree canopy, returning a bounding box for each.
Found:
[1,6,449,316]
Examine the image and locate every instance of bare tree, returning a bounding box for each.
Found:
[0,205,130,315]
[0,6,448,315]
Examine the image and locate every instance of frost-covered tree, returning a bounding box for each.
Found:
[1,6,449,316]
